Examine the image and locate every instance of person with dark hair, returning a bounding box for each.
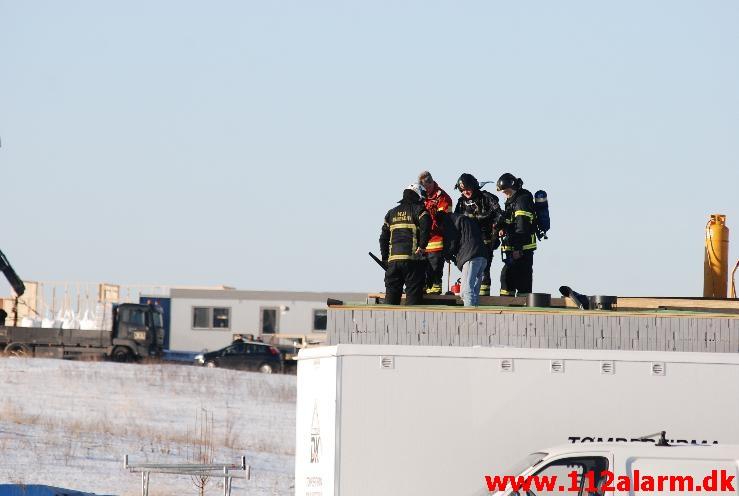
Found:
[496,172,537,297]
[418,170,453,295]
[379,183,432,305]
[436,210,488,306]
[454,173,503,296]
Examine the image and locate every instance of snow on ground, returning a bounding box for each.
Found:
[0,358,296,495]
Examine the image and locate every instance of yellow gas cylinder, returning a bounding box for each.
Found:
[703,214,729,298]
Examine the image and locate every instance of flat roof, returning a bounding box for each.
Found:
[169,287,368,303]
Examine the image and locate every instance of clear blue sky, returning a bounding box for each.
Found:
[1,0,737,297]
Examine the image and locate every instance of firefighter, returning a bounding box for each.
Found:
[453,173,503,296]
[496,172,537,297]
[418,170,452,295]
[379,183,432,305]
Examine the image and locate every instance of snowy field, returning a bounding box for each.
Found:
[0,358,296,495]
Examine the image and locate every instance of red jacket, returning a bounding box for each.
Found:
[423,182,452,252]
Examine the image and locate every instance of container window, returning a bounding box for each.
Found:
[213,307,230,328]
[261,308,278,334]
[313,309,327,331]
[192,307,210,329]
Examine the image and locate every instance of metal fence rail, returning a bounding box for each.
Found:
[124,455,250,496]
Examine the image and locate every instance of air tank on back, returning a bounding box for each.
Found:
[534,190,550,239]
[703,214,729,298]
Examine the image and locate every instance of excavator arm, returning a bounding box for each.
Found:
[0,249,25,297]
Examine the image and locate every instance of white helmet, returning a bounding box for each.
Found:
[405,182,426,199]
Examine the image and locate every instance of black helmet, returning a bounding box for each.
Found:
[455,173,479,192]
[496,173,517,191]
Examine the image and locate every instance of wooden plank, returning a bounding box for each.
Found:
[365,293,739,312]
[363,309,372,345]
[595,315,605,350]
[519,314,530,348]
[536,314,545,348]
[656,317,665,351]
[719,319,730,353]
[345,310,355,344]
[555,314,563,349]
[478,313,487,346]
[698,318,708,352]
[486,313,498,346]
[584,314,594,349]
[373,310,385,345]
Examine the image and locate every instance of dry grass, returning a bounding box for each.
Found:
[0,363,297,450]
[0,359,296,494]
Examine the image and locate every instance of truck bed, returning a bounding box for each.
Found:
[0,326,111,349]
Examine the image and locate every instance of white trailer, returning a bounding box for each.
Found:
[295,345,739,496]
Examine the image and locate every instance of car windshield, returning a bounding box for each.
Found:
[481,452,548,496]
[503,452,547,478]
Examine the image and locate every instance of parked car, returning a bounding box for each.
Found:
[194,340,283,373]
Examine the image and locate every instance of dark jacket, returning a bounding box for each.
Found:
[454,190,503,245]
[440,213,488,271]
[499,188,537,252]
[379,194,431,263]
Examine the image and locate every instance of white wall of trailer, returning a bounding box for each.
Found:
[295,345,739,496]
[167,289,366,352]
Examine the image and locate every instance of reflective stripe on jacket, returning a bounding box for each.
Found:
[500,188,537,252]
[423,182,453,253]
[379,201,431,262]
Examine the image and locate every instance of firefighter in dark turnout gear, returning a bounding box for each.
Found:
[454,173,503,296]
[379,183,432,305]
[496,173,536,297]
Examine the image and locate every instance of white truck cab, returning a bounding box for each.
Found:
[489,439,739,496]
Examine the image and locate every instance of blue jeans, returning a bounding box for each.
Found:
[461,256,486,306]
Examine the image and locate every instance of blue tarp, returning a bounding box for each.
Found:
[161,350,198,362]
[0,485,112,496]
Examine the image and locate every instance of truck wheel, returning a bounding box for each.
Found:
[258,363,274,374]
[4,343,30,358]
[205,361,216,368]
[111,346,133,363]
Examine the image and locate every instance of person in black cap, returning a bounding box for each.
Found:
[454,173,503,296]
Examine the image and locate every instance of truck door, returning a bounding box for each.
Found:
[117,306,149,343]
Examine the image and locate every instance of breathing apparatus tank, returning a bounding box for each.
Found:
[534,190,550,240]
